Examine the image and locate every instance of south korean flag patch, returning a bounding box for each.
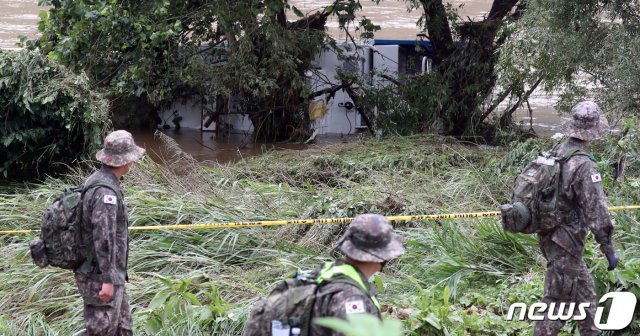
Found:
[345,299,365,314]
[103,194,117,205]
[591,173,602,183]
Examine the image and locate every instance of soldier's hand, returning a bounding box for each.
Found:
[99,283,114,303]
[600,244,619,271]
[606,252,619,271]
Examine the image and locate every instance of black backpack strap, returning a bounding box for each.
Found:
[554,147,593,193]
[558,148,591,162]
[82,182,122,200]
[550,142,592,161]
[547,146,593,233]
[549,142,562,157]
[301,281,323,336]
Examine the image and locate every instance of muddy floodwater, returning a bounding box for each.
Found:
[292,0,491,39]
[129,129,354,165]
[0,0,40,50]
[0,0,566,162]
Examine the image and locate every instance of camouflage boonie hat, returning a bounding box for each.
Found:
[337,214,404,263]
[96,130,145,167]
[561,101,609,141]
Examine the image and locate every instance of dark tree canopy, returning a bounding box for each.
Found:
[33,0,375,140]
[373,0,524,138]
[35,0,635,141]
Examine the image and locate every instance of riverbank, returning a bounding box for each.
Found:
[0,134,638,335]
[130,129,362,165]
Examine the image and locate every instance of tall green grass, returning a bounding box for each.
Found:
[0,134,638,335]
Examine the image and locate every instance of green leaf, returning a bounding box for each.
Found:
[47,51,63,62]
[2,133,15,147]
[314,314,403,336]
[372,274,384,293]
[313,317,353,334]
[183,292,202,305]
[325,5,334,14]
[443,285,450,306]
[458,295,471,306]
[380,319,403,336]
[42,93,57,105]
[292,6,304,17]
[423,313,442,330]
[148,289,172,310]
[144,317,162,334]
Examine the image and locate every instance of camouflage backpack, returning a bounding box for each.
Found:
[500,145,590,234]
[244,262,376,336]
[29,182,120,270]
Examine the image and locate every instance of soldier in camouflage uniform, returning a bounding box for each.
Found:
[74,130,145,336]
[310,214,405,336]
[534,101,619,336]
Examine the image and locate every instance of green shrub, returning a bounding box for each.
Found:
[0,49,108,180]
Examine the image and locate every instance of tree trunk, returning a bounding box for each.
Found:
[248,89,304,141]
[419,0,521,137]
[247,10,330,141]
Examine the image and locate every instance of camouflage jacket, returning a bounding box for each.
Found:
[538,138,614,261]
[76,166,129,285]
[310,261,381,336]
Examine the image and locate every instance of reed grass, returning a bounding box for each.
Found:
[0,134,638,335]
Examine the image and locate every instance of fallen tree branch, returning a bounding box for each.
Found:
[307,82,352,100]
[499,77,542,125]
[343,85,375,135]
[380,74,402,86]
[479,84,515,123]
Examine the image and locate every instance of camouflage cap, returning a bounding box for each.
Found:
[337,214,404,263]
[560,101,609,141]
[96,130,146,167]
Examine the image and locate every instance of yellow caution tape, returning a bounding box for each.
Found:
[1,205,639,235]
[0,229,39,235]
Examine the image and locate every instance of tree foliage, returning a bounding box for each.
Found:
[498,0,640,124]
[32,0,638,141]
[348,0,525,139]
[364,0,638,139]
[0,49,108,180]
[33,0,374,140]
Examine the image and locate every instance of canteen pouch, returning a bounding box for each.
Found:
[500,202,531,233]
[29,238,49,268]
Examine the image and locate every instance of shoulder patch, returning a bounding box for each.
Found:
[103,194,117,205]
[591,173,602,183]
[345,299,366,314]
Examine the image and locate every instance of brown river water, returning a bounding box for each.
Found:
[0,0,564,163]
[131,129,355,165]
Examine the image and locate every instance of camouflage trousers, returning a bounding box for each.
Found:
[534,255,599,336]
[75,273,133,336]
